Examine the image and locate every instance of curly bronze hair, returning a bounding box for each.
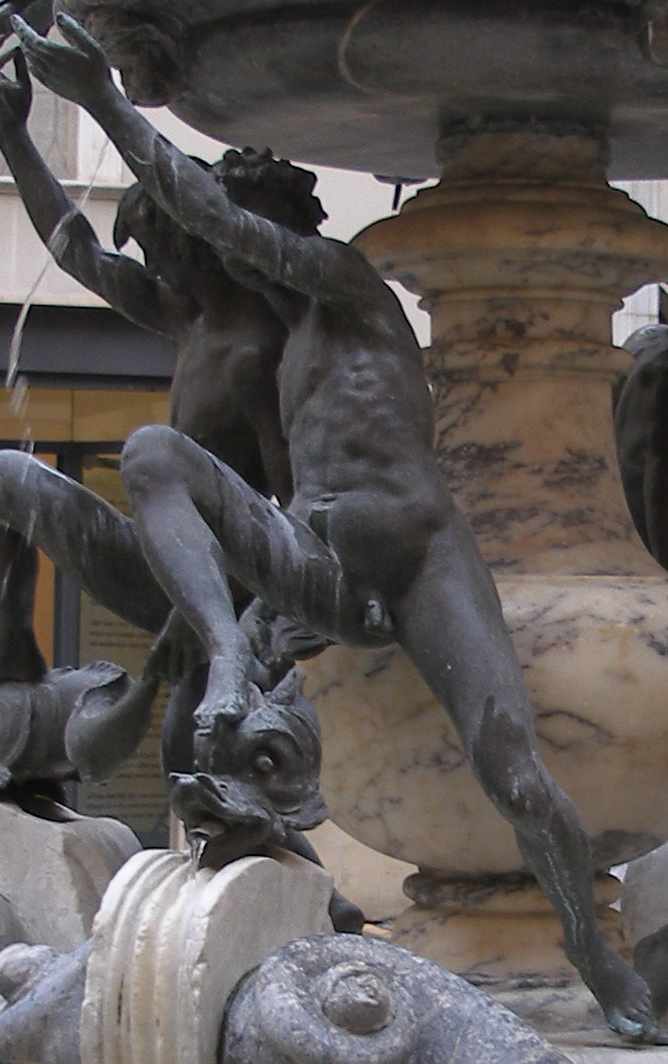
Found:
[113,149,326,290]
[213,147,327,236]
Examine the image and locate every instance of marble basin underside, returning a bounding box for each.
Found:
[57,0,668,180]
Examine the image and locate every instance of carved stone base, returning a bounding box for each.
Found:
[393,872,627,988]
[496,982,668,1063]
[391,870,668,1060]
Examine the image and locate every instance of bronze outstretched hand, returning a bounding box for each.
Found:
[11,10,110,107]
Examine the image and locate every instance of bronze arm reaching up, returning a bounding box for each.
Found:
[0,50,292,503]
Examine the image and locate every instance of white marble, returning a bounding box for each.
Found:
[391,873,629,989]
[356,128,668,578]
[80,847,334,1064]
[0,802,140,952]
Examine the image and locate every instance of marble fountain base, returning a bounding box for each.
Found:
[309,820,668,1059]
[392,879,668,1061]
[501,987,668,1063]
[3,800,668,1062]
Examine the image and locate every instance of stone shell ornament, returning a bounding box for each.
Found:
[220,934,570,1064]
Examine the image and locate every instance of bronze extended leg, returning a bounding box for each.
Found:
[120,425,373,747]
[393,517,657,1040]
[0,449,170,633]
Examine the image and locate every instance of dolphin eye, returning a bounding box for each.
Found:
[252,750,276,776]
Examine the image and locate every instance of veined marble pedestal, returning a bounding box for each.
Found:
[304,126,668,1026]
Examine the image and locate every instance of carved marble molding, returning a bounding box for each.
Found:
[80,848,333,1064]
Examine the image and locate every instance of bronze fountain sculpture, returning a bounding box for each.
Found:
[2,1,668,1059]
[0,9,657,1042]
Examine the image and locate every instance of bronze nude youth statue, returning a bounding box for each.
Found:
[0,48,295,507]
[0,43,315,784]
[0,40,327,678]
[0,41,334,770]
[4,12,659,1040]
[0,48,362,928]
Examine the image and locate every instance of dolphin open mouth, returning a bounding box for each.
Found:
[168,771,279,863]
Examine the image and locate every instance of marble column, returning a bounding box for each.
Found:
[303,124,668,989]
